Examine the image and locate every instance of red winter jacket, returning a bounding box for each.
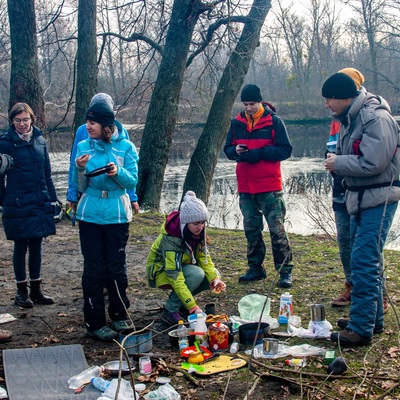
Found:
[223,104,292,194]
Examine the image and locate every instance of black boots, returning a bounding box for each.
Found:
[29,279,54,305]
[15,281,33,308]
[15,279,54,308]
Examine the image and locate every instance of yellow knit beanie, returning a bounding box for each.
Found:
[338,68,365,90]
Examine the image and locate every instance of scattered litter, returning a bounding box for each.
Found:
[143,383,181,399]
[156,376,171,384]
[0,386,7,399]
[247,343,326,359]
[0,313,16,325]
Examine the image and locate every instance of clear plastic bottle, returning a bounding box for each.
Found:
[230,342,239,354]
[91,377,111,392]
[177,320,189,351]
[67,366,104,389]
[194,313,208,347]
[285,358,306,367]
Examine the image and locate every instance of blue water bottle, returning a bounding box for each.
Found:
[91,377,111,392]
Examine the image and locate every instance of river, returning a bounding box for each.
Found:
[49,152,400,251]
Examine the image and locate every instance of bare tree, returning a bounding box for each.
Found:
[183,0,272,203]
[73,0,98,132]
[136,0,216,209]
[7,0,45,129]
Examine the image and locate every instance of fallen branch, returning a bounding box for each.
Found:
[166,363,200,386]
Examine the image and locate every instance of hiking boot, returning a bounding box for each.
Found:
[87,326,118,342]
[161,309,183,326]
[238,268,266,283]
[330,328,371,347]
[279,273,293,288]
[15,281,34,308]
[0,329,12,343]
[337,318,384,334]
[112,320,131,332]
[331,282,352,306]
[29,279,54,305]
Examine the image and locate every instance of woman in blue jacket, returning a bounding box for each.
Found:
[73,102,138,342]
[0,103,57,308]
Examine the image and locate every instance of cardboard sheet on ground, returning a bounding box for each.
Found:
[194,355,247,375]
[3,344,100,399]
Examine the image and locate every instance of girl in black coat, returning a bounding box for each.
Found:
[0,103,57,308]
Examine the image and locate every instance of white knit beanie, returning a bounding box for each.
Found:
[180,191,209,225]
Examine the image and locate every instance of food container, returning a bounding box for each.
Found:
[119,328,153,355]
[168,328,195,349]
[187,351,204,364]
[263,338,279,355]
[238,322,270,345]
[208,322,229,351]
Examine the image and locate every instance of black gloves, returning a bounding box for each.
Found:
[0,154,14,175]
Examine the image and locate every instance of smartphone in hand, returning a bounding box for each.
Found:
[238,144,248,150]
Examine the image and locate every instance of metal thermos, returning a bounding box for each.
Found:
[311,304,325,321]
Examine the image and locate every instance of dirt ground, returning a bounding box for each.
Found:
[0,218,297,400]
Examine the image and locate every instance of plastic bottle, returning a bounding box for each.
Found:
[67,366,104,389]
[230,342,239,354]
[194,313,208,347]
[177,320,189,351]
[91,377,111,392]
[285,359,306,367]
[278,292,293,324]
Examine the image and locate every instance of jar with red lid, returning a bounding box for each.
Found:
[208,322,229,351]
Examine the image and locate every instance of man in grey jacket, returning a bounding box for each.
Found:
[323,72,400,347]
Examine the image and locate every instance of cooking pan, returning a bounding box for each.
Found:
[103,360,135,376]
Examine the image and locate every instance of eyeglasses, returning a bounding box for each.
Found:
[13,118,31,124]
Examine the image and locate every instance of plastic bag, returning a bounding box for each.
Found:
[0,386,7,399]
[248,343,326,359]
[238,294,270,321]
[143,383,181,399]
[103,378,138,400]
[230,315,279,332]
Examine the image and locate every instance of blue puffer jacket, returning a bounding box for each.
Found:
[0,126,57,240]
[73,126,138,225]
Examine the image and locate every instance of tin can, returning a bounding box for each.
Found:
[263,338,279,355]
[139,356,152,375]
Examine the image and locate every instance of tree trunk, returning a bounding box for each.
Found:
[183,0,272,204]
[136,0,203,210]
[8,0,45,130]
[73,0,98,132]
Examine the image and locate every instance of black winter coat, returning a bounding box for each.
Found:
[0,126,57,240]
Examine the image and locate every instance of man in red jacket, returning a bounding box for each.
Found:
[224,84,294,287]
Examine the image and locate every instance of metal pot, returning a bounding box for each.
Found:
[119,328,153,355]
[238,322,270,345]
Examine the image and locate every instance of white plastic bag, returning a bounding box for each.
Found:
[103,378,138,400]
[143,383,181,399]
[0,386,8,399]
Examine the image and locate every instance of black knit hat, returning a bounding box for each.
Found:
[86,102,115,126]
[241,84,262,102]
[322,73,358,99]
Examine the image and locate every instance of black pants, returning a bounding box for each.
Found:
[13,238,43,281]
[79,221,130,330]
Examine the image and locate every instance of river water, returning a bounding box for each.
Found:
[49,152,400,251]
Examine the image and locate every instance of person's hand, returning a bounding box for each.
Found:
[189,305,203,314]
[325,153,337,172]
[131,201,139,214]
[106,162,117,176]
[239,148,263,163]
[76,154,89,168]
[211,278,226,294]
[236,144,248,155]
